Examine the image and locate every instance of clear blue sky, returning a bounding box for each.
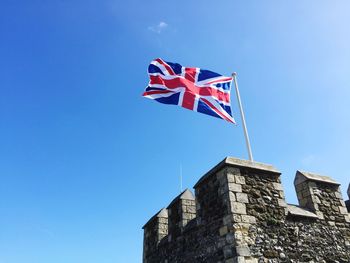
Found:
[1,1,350,262]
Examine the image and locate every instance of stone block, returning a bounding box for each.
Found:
[235,175,246,185]
[272,182,284,191]
[295,170,339,186]
[335,191,343,199]
[339,206,348,215]
[287,204,318,218]
[241,215,256,224]
[232,214,242,223]
[278,199,287,207]
[344,214,350,223]
[316,211,324,220]
[233,223,250,233]
[229,183,242,193]
[331,205,339,212]
[312,196,321,204]
[236,193,249,203]
[217,239,226,248]
[227,173,236,183]
[233,230,244,243]
[229,191,237,202]
[230,202,247,215]
[220,226,228,236]
[223,215,233,225]
[236,246,251,256]
[279,191,285,198]
[233,257,245,263]
[322,201,330,207]
[227,167,240,176]
[226,233,235,244]
[223,245,234,258]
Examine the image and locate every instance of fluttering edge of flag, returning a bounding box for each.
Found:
[142,58,235,123]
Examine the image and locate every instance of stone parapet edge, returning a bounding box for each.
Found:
[194,157,281,189]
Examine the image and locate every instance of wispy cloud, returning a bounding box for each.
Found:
[301,154,316,167]
[148,21,168,34]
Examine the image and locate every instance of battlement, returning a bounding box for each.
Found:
[143,157,350,263]
[167,189,196,241]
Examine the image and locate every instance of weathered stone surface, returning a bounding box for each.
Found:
[143,208,169,262]
[241,215,256,224]
[143,157,350,263]
[277,198,287,207]
[295,170,340,185]
[272,182,284,191]
[339,206,348,215]
[287,204,318,218]
[236,193,249,203]
[235,245,251,256]
[220,226,228,236]
[235,175,246,185]
[194,157,280,189]
[166,189,196,241]
[229,183,242,193]
[230,202,247,215]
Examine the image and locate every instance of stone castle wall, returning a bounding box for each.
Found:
[143,157,350,263]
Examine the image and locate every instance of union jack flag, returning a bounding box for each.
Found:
[142,58,235,123]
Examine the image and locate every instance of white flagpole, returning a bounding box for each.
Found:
[232,72,254,162]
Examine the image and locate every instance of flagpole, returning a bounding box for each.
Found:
[232,72,254,162]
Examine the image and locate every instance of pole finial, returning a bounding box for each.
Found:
[232,72,237,77]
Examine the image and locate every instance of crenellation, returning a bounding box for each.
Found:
[142,208,169,263]
[143,157,350,263]
[167,189,196,241]
[294,170,350,225]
